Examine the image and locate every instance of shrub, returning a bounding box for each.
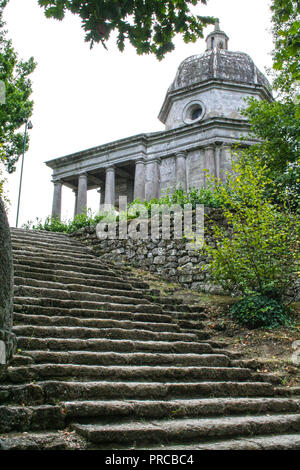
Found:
[230,294,294,329]
[203,154,299,304]
[23,209,107,234]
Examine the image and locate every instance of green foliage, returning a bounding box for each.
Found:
[271,0,300,94]
[38,0,215,60]
[204,155,300,302]
[23,209,107,233]
[0,1,36,173]
[242,98,300,209]
[129,186,221,214]
[230,294,294,329]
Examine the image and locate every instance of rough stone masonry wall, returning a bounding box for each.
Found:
[71,208,224,294]
[0,199,16,367]
[71,206,300,300]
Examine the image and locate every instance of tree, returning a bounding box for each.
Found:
[271,0,300,94]
[241,0,300,210]
[242,98,300,209]
[0,0,35,366]
[204,156,299,308]
[0,0,36,173]
[38,0,215,60]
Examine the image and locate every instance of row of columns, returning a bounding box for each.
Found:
[51,145,232,220]
[133,152,187,202]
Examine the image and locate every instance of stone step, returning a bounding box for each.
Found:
[72,413,300,446]
[13,304,172,323]
[0,380,275,406]
[13,265,149,289]
[11,238,91,252]
[13,254,119,274]
[12,325,199,342]
[64,397,300,421]
[10,228,72,240]
[22,351,231,367]
[13,314,181,332]
[13,297,164,314]
[14,276,135,293]
[1,397,299,434]
[16,337,213,354]
[13,259,118,278]
[5,365,254,384]
[10,355,34,367]
[140,433,300,451]
[14,284,154,305]
[12,246,95,261]
[14,272,137,292]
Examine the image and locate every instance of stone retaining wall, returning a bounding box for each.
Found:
[71,208,224,293]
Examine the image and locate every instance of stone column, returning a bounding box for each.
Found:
[145,158,161,201]
[175,151,187,191]
[97,188,102,213]
[51,180,62,220]
[104,166,115,209]
[204,146,215,187]
[133,158,145,201]
[220,145,232,183]
[214,144,222,181]
[77,173,88,215]
[73,189,78,218]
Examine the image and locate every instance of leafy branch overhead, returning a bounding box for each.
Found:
[38,0,215,59]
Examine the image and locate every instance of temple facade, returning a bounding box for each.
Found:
[46,21,273,219]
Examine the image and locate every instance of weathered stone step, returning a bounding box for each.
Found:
[10,355,34,366]
[14,284,154,304]
[13,259,118,278]
[12,247,95,262]
[0,430,82,450]
[22,351,231,367]
[0,380,274,406]
[65,397,300,420]
[14,276,135,293]
[10,228,72,240]
[13,314,180,332]
[14,272,137,292]
[2,398,299,434]
[11,237,90,251]
[5,365,253,384]
[14,265,145,288]
[12,325,198,342]
[139,433,300,451]
[13,297,164,314]
[16,337,214,354]
[13,304,172,323]
[163,305,205,313]
[72,413,300,446]
[13,254,119,274]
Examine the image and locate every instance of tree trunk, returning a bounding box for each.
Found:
[0,198,16,367]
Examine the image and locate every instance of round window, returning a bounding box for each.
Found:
[183,100,205,125]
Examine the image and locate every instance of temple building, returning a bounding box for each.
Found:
[46,21,273,220]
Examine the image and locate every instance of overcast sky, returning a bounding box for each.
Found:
[3,0,273,227]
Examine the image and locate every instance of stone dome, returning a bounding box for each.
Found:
[168,20,271,94]
[169,49,271,93]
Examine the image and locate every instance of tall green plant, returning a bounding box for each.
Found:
[204,155,299,302]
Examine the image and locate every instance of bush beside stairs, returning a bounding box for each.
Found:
[0,228,299,450]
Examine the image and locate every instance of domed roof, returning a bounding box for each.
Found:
[169,49,271,92]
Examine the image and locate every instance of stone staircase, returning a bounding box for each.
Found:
[0,228,299,450]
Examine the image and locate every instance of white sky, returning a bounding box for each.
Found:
[3,0,273,227]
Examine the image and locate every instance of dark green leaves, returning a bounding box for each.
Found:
[38,0,215,60]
